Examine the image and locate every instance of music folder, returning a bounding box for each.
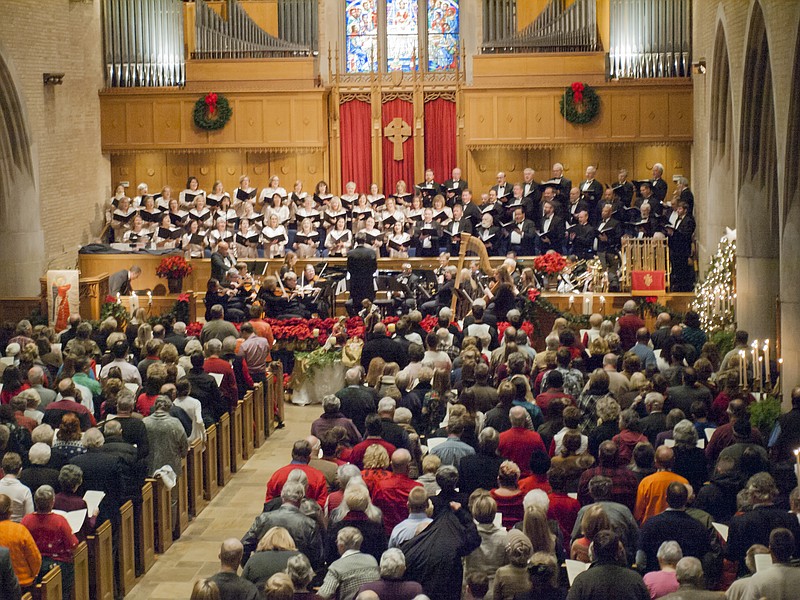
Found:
[158,227,182,240]
[188,234,205,246]
[387,239,408,252]
[236,188,257,202]
[113,211,136,223]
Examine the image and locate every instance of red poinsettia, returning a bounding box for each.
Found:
[527,289,541,303]
[420,315,439,332]
[571,81,585,103]
[645,296,658,304]
[105,295,116,304]
[533,252,567,275]
[177,293,190,303]
[155,255,193,279]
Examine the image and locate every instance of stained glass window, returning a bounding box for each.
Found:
[346,0,378,73]
[344,0,459,73]
[427,0,459,71]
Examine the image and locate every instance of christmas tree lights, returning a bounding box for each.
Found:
[691,235,736,334]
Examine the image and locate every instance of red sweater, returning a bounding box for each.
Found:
[21,512,78,563]
[264,463,328,507]
[498,427,546,477]
[204,357,239,409]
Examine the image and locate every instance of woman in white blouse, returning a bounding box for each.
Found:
[181,219,206,258]
[431,194,453,227]
[154,213,180,249]
[235,217,260,259]
[361,215,383,255]
[340,180,358,210]
[206,180,230,209]
[325,217,353,257]
[133,182,149,208]
[262,213,288,259]
[387,220,412,258]
[179,176,205,208]
[379,197,405,232]
[295,196,320,228]
[263,192,290,226]
[214,196,238,231]
[207,216,233,252]
[188,195,214,233]
[323,196,348,233]
[259,175,287,205]
[233,174,257,215]
[110,196,136,241]
[351,194,373,233]
[293,217,320,258]
[367,183,385,210]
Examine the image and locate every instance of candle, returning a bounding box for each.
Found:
[312,328,320,338]
[778,358,784,396]
[752,341,759,381]
[147,290,153,306]
[130,291,139,315]
[764,340,771,385]
[599,296,606,315]
[738,350,745,388]
[758,357,763,394]
[794,448,800,489]
[116,292,121,304]
[569,295,574,308]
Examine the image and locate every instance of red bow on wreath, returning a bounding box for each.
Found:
[205,93,219,116]
[571,82,585,104]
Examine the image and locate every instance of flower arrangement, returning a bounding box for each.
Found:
[533,252,568,275]
[155,256,193,279]
[100,296,128,329]
[560,82,600,125]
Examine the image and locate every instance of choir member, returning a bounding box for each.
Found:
[207,216,234,252]
[179,176,205,209]
[111,196,137,241]
[666,200,696,292]
[122,215,152,249]
[351,194,373,233]
[443,203,473,255]
[506,184,533,222]
[215,196,239,231]
[650,163,668,202]
[521,168,539,200]
[206,180,231,208]
[480,189,503,223]
[565,187,590,225]
[416,169,441,206]
[188,195,214,233]
[414,208,443,258]
[442,167,468,203]
[475,212,500,256]
[460,189,482,228]
[548,162,572,201]
[263,192,290,227]
[506,207,537,256]
[293,217,320,258]
[340,181,358,210]
[259,175,287,205]
[367,182,386,211]
[290,180,307,206]
[612,169,635,207]
[235,217,261,259]
[155,213,181,249]
[579,165,604,223]
[262,214,288,259]
[379,197,405,232]
[538,199,565,254]
[491,171,511,201]
[325,217,353,257]
[392,179,412,207]
[568,210,597,260]
[109,182,129,211]
[386,220,412,258]
[233,175,258,215]
[156,186,173,210]
[133,182,149,208]
[632,203,659,239]
[361,216,384,254]
[323,196,348,232]
[295,196,321,228]
[181,219,207,258]
[431,194,453,226]
[636,182,663,218]
[313,180,333,207]
[138,195,163,231]
[239,200,263,229]
[167,197,189,227]
[404,195,424,229]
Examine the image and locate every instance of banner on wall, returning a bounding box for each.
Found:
[46,270,80,332]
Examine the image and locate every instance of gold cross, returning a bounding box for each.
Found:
[383,117,412,161]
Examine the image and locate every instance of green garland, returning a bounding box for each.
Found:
[193,94,232,131]
[560,84,600,125]
[292,349,342,387]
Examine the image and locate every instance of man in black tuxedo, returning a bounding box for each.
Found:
[108,265,141,295]
[675,176,695,215]
[579,165,605,225]
[490,171,511,200]
[650,162,669,203]
[565,187,589,225]
[636,182,663,218]
[210,241,234,282]
[550,162,572,200]
[444,203,473,255]
[536,186,563,226]
[667,201,696,292]
[568,210,596,260]
[415,208,443,257]
[521,167,540,200]
[507,184,534,222]
[417,168,441,206]
[505,207,537,256]
[442,167,468,203]
[597,203,622,291]
[613,169,635,206]
[537,199,565,254]
[460,189,482,228]
[346,232,378,315]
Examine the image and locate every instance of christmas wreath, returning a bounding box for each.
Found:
[193,92,232,131]
[560,82,600,125]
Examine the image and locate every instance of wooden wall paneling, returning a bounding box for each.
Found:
[111,154,137,189]
[135,153,168,191]
[247,152,270,188]
[638,93,669,139]
[153,101,183,145]
[495,96,526,141]
[263,99,292,144]
[610,93,639,139]
[182,100,210,147]
[296,151,325,192]
[632,145,670,182]
[102,101,127,147]
[293,97,324,144]
[577,98,612,140]
[166,153,190,190]
[466,96,496,143]
[525,95,556,141]
[237,99,267,144]
[189,153,217,188]
[610,146,636,179]
[268,153,296,191]
[215,150,245,191]
[666,145,692,184]
[125,102,155,146]
[668,93,693,139]
[557,147,585,187]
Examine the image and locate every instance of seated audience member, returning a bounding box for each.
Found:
[263,572,295,600]
[42,379,94,431]
[634,446,689,524]
[643,541,682,600]
[660,556,722,599]
[0,493,42,590]
[318,527,380,600]
[348,414,397,470]
[18,443,58,497]
[492,530,533,600]
[577,440,639,510]
[356,548,424,600]
[326,484,387,564]
[491,461,526,529]
[21,485,79,600]
[285,553,320,600]
[0,453,33,522]
[551,431,595,491]
[264,440,328,508]
[209,538,260,600]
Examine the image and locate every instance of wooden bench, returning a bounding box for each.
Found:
[135,481,155,576]
[87,520,114,600]
[177,456,190,535]
[242,390,255,458]
[118,501,136,596]
[187,439,207,516]
[33,564,62,600]
[232,400,244,472]
[150,476,173,554]
[71,542,89,600]
[203,424,220,500]
[253,383,266,447]
[269,362,285,435]
[217,412,232,486]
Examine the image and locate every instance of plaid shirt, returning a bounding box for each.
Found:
[319,550,380,600]
[577,465,639,511]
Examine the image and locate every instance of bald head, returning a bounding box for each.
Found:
[219,538,243,569]
[509,405,527,427]
[218,241,229,254]
[391,448,412,474]
[655,446,675,470]
[305,435,321,453]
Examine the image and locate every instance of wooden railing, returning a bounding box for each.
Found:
[45,371,282,599]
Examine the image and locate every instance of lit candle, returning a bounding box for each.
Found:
[764,340,771,385]
[116,292,121,304]
[569,295,574,308]
[752,341,759,381]
[738,350,745,388]
[147,290,153,306]
[778,358,784,396]
[794,448,800,489]
[129,291,139,315]
[758,357,763,394]
[312,328,320,338]
[599,296,606,315]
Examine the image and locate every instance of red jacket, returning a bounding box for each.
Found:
[264,463,328,507]
[204,357,238,409]
[372,473,423,534]
[498,427,546,477]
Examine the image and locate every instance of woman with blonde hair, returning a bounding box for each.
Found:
[360,444,391,494]
[133,322,152,362]
[241,526,301,588]
[493,530,533,600]
[190,579,220,600]
[522,504,556,556]
[325,483,387,563]
[263,572,294,600]
[491,460,526,529]
[365,357,386,389]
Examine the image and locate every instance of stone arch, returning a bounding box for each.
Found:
[735,0,779,341]
[0,43,45,297]
[706,22,735,237]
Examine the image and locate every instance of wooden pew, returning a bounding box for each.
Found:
[33,565,62,600]
[150,476,173,554]
[253,383,265,447]
[267,362,285,436]
[22,593,33,600]
[71,542,89,600]
[87,520,114,600]
[117,502,136,596]
[177,456,190,535]
[187,439,207,516]
[217,412,232,486]
[242,390,255,459]
[232,400,244,472]
[203,424,219,501]
[135,481,155,576]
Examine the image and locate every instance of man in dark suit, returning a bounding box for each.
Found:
[460,189,482,228]
[505,207,537,256]
[676,176,695,215]
[537,199,565,254]
[549,162,572,201]
[568,210,596,260]
[651,162,669,202]
[444,203,473,255]
[69,428,127,529]
[578,165,605,224]
[636,182,663,219]
[416,168,442,206]
[612,169,636,206]
[336,367,378,435]
[565,187,590,224]
[346,232,378,316]
[521,167,540,201]
[667,201,696,292]
[442,167,468,204]
[210,241,234,283]
[414,208,443,258]
[360,322,408,369]
[597,203,623,291]
[490,171,511,200]
[108,265,141,296]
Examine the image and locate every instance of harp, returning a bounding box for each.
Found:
[450,232,495,315]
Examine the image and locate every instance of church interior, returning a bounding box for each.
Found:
[1,0,799,598]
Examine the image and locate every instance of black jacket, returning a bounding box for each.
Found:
[567,561,649,600]
[360,334,408,370]
[18,464,60,497]
[336,385,378,434]
[187,370,228,424]
[638,509,712,573]
[70,448,127,528]
[347,245,378,306]
[458,452,504,496]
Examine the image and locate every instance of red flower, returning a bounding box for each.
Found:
[571,81,585,103]
[645,296,658,304]
[527,288,541,303]
[177,293,190,303]
[105,295,116,304]
[420,315,439,332]
[533,253,567,275]
[155,255,193,279]
[186,322,203,337]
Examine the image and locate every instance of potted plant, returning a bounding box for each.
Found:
[156,255,193,294]
[533,252,567,290]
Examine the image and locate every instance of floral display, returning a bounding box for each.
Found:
[533,252,568,275]
[155,255,193,279]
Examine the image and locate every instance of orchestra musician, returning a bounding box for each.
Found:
[394,263,421,312]
[421,265,457,316]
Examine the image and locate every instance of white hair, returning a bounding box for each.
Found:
[657,541,683,565]
[523,489,550,512]
[379,548,407,579]
[377,397,396,413]
[29,442,52,465]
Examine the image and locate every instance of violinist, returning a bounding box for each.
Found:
[256,276,284,319]
[204,278,230,321]
[223,268,250,322]
[278,272,311,319]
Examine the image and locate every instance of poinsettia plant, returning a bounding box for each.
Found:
[533,252,568,275]
[155,256,193,279]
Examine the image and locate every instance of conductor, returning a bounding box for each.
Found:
[346,232,378,316]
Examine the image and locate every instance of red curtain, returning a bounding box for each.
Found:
[340,100,372,194]
[424,98,457,183]
[381,99,415,193]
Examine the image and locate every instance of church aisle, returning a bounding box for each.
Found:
[125,403,318,599]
